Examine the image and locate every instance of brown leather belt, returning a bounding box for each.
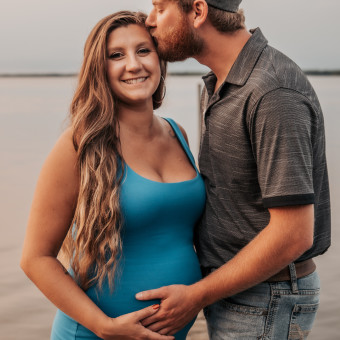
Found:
[201,258,316,283]
[266,258,316,282]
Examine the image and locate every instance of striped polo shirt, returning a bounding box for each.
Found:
[195,28,331,269]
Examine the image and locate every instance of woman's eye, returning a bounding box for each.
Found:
[137,48,151,55]
[108,52,123,60]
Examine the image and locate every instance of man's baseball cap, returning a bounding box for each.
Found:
[205,0,242,13]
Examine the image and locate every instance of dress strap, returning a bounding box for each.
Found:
[163,118,198,172]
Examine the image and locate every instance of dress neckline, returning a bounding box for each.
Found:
[124,117,199,184]
[125,163,199,184]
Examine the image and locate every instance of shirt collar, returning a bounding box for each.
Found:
[202,28,268,93]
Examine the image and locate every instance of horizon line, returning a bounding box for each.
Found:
[1,70,340,77]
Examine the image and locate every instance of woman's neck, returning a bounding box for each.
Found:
[117,102,160,140]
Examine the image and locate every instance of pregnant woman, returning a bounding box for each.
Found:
[20,11,205,340]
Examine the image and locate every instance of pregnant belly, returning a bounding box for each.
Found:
[86,248,202,317]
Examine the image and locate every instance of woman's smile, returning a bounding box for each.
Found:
[122,76,149,85]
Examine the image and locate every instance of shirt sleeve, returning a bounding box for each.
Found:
[249,88,318,208]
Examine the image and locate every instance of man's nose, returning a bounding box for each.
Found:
[145,10,155,28]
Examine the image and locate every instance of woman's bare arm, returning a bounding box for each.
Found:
[20,128,173,340]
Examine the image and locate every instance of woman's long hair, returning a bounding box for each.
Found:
[61,11,167,291]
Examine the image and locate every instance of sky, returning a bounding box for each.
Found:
[0,0,339,74]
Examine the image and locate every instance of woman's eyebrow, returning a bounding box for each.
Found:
[107,40,153,53]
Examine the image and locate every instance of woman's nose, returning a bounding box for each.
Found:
[125,55,142,72]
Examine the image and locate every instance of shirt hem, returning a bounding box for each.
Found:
[263,194,315,208]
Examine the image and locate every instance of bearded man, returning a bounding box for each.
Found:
[136,1,331,339]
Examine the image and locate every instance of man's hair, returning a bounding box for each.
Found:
[207,6,245,32]
[174,0,245,32]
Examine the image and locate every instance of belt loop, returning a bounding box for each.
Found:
[289,263,299,294]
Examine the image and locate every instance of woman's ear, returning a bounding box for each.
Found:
[192,0,209,28]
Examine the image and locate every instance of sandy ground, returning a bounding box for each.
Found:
[187,312,208,339]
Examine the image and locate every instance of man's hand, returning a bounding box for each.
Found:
[136,285,203,336]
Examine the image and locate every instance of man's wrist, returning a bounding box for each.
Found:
[190,280,213,309]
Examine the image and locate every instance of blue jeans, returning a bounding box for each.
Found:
[203,271,320,339]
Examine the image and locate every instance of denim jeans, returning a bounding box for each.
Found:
[203,271,320,340]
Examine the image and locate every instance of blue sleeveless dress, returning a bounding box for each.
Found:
[51,118,206,339]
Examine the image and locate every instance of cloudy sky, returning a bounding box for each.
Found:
[1,0,339,74]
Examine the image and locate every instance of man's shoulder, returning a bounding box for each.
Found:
[243,44,316,108]
[254,45,308,89]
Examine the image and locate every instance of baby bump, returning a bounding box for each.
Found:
[52,247,202,339]
[87,246,202,317]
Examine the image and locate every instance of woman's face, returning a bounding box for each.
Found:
[106,24,161,108]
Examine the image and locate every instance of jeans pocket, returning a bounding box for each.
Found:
[205,299,268,339]
[288,303,319,340]
[221,298,268,316]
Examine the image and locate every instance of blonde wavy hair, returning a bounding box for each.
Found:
[61,11,167,291]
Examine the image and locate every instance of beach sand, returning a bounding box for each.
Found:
[188,312,208,339]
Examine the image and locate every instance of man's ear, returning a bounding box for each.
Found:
[192,0,209,28]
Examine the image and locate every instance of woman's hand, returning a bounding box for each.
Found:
[99,304,175,340]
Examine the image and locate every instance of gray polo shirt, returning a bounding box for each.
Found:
[196,28,331,269]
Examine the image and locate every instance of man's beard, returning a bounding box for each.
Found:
[154,15,204,62]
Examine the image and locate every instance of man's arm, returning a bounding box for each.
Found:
[136,204,314,336]
[137,89,317,336]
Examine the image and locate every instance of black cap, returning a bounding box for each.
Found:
[205,0,242,13]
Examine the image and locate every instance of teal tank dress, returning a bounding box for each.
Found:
[51,118,206,339]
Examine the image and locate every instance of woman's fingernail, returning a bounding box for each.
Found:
[152,304,160,310]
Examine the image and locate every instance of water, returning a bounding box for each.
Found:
[0,75,339,339]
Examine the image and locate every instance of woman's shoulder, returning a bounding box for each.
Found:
[175,121,189,145]
[42,126,78,178]
[163,118,189,145]
[34,126,79,211]
[53,126,77,157]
